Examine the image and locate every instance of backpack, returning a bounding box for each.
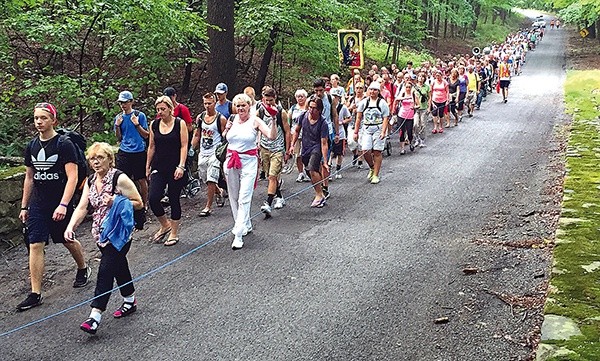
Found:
[257,103,288,148]
[56,128,88,193]
[88,169,146,230]
[197,111,224,134]
[365,97,383,113]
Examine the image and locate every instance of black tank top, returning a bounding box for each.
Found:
[151,118,182,173]
[448,79,459,95]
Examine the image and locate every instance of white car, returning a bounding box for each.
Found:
[533,20,546,28]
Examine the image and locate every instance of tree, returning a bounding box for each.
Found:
[206,0,236,94]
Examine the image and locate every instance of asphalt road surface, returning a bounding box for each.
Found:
[0,27,567,361]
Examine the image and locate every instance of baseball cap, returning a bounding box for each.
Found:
[215,83,228,94]
[117,91,134,102]
[163,87,176,97]
[330,87,344,97]
[368,81,381,90]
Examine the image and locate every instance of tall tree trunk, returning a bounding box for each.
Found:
[434,10,440,48]
[443,0,448,38]
[181,60,192,97]
[596,20,600,42]
[472,3,480,32]
[254,27,278,92]
[207,0,236,94]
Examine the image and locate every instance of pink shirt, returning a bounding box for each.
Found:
[397,92,416,119]
[431,80,449,103]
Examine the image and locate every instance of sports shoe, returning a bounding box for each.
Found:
[367,168,374,180]
[410,144,415,152]
[260,201,272,215]
[323,188,330,200]
[113,300,137,318]
[232,236,244,250]
[357,161,364,169]
[335,173,342,179]
[273,197,286,209]
[296,173,305,182]
[80,317,99,335]
[370,175,380,184]
[73,266,91,288]
[419,141,427,148]
[242,226,253,236]
[16,292,43,312]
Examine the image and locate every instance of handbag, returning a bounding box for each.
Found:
[215,140,228,164]
[216,114,235,163]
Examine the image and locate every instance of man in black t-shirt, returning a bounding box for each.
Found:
[17,102,90,312]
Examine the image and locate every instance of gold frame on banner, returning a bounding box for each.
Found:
[338,29,364,69]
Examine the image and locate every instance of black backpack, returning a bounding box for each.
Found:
[56,128,88,193]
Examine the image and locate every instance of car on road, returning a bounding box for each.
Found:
[533,19,546,28]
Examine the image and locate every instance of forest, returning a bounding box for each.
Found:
[0,0,597,158]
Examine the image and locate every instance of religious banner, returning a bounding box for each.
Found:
[338,29,364,69]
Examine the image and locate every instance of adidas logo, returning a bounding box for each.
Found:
[32,147,60,181]
[32,148,58,171]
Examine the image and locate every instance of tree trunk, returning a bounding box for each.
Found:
[254,27,278,93]
[472,3,480,32]
[443,0,448,39]
[207,0,236,94]
[596,20,600,42]
[181,60,192,97]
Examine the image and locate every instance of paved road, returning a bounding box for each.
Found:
[0,27,567,361]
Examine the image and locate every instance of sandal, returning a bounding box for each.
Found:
[199,208,212,217]
[164,238,179,246]
[113,300,137,318]
[80,317,99,335]
[215,192,225,207]
[150,228,171,243]
[310,198,326,208]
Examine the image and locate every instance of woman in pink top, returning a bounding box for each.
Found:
[222,93,277,250]
[429,71,449,134]
[396,82,420,154]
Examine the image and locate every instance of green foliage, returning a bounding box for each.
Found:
[0,0,207,155]
[474,11,526,45]
[364,40,434,68]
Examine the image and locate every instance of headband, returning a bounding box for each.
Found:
[35,102,57,118]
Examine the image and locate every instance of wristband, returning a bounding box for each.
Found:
[59,203,68,208]
[21,207,29,211]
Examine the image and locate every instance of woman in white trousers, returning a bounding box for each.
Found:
[223,94,276,250]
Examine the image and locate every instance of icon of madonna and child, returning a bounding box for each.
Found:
[338,30,364,69]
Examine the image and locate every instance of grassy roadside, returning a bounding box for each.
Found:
[538,70,600,360]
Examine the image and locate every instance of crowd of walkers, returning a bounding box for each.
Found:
[15,25,547,334]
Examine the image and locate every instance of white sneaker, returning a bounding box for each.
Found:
[273,197,285,209]
[296,173,304,182]
[242,226,253,236]
[335,173,342,179]
[260,201,272,215]
[231,237,244,250]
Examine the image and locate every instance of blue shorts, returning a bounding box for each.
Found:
[26,203,73,245]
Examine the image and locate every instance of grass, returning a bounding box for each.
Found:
[364,39,434,68]
[540,70,600,360]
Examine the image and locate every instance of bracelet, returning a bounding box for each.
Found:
[21,207,29,211]
[177,165,186,171]
[59,203,68,208]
